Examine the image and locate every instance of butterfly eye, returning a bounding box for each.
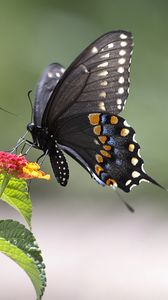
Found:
[27,123,34,132]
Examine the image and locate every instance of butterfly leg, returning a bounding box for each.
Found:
[36,150,49,165]
[11,131,29,153]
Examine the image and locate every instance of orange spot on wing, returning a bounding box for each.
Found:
[128,143,135,152]
[110,116,118,124]
[106,178,118,187]
[103,145,111,151]
[100,150,111,158]
[93,125,101,135]
[120,128,129,137]
[88,113,100,125]
[96,154,103,163]
[98,135,107,144]
[95,164,103,175]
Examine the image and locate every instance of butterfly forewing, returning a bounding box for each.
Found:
[42,31,133,130]
[34,63,65,126]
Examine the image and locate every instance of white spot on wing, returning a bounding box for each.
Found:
[108,43,114,48]
[99,101,106,111]
[100,80,108,86]
[118,87,124,94]
[92,46,98,54]
[56,72,61,77]
[99,91,106,98]
[101,53,110,58]
[118,76,124,84]
[48,72,53,78]
[117,67,124,73]
[117,99,122,105]
[98,62,108,68]
[126,179,132,186]
[118,58,126,65]
[117,105,122,110]
[94,138,100,145]
[83,65,89,73]
[120,33,127,39]
[132,171,140,178]
[121,41,127,47]
[98,70,108,76]
[119,49,126,56]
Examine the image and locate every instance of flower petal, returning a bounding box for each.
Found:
[22,163,50,180]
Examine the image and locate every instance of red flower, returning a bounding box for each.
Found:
[0,152,28,177]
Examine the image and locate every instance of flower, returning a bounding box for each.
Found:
[22,162,50,180]
[0,152,27,177]
[0,151,50,180]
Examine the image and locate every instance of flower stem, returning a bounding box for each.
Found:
[0,174,11,197]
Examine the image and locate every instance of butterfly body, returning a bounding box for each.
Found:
[27,122,69,186]
[27,30,163,192]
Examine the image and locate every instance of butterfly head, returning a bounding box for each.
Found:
[27,122,51,151]
[27,122,39,144]
[27,122,35,133]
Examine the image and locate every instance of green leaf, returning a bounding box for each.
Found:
[0,173,11,196]
[0,220,46,300]
[0,174,32,228]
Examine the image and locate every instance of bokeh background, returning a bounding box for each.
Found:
[0,0,168,299]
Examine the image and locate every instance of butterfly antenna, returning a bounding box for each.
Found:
[115,189,135,213]
[0,106,18,117]
[27,90,33,122]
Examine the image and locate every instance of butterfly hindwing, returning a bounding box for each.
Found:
[55,113,162,192]
[42,31,133,130]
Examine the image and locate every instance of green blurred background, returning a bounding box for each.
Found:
[0,1,168,299]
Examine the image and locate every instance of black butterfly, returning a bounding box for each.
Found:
[27,30,163,192]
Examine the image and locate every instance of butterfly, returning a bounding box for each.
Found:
[27,30,163,192]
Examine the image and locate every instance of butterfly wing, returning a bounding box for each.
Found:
[54,113,162,192]
[34,63,65,126]
[42,30,133,130]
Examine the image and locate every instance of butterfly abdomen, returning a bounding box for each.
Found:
[49,142,69,186]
